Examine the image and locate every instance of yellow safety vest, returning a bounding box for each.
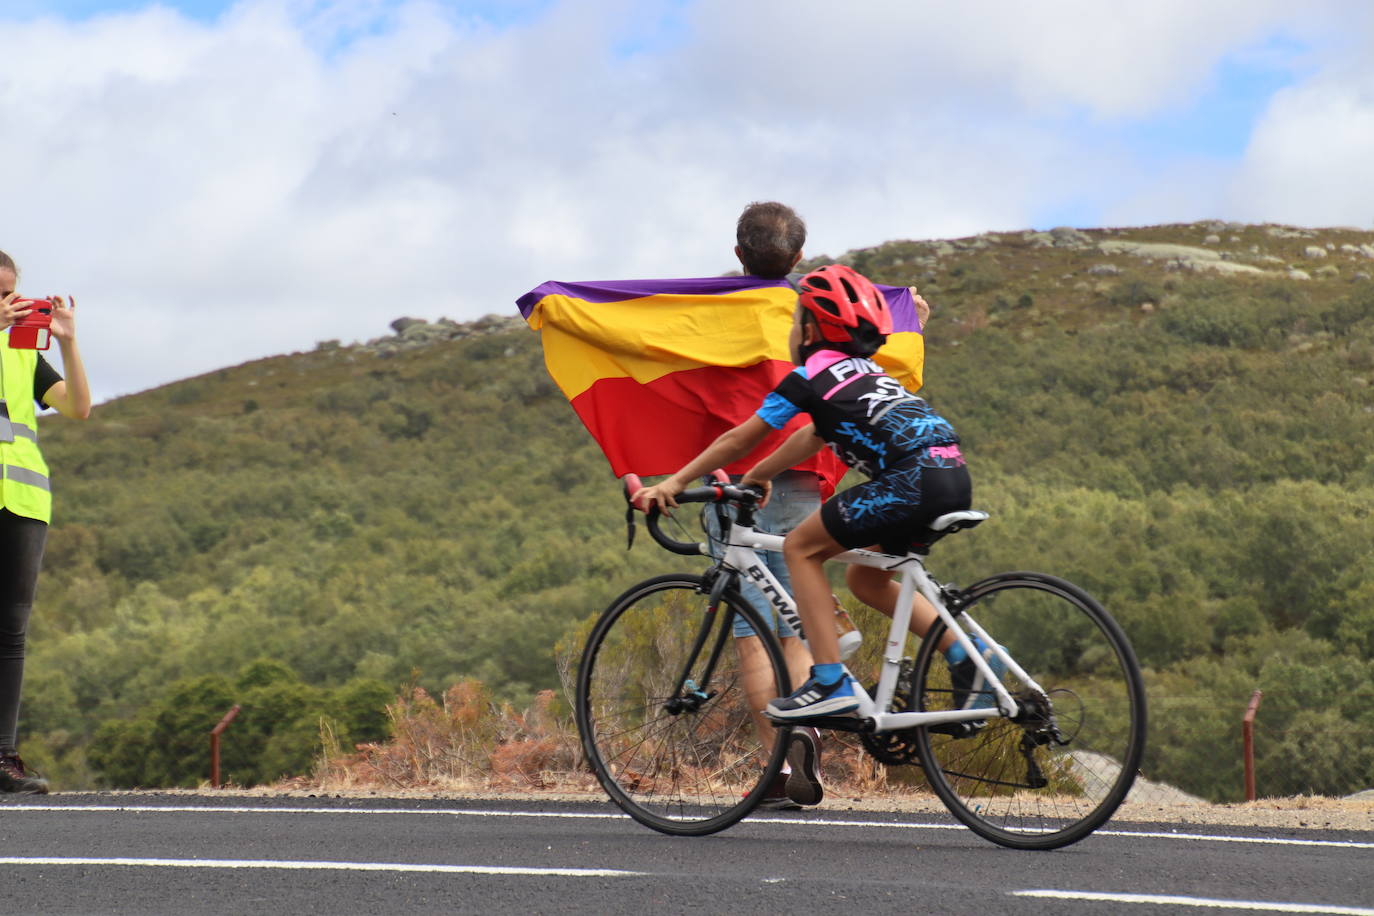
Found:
[0,339,52,523]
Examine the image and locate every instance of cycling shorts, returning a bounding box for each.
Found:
[820,462,972,556]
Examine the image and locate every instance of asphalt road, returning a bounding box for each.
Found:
[2,795,1371,915]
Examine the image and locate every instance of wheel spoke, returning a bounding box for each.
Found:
[914,574,1147,849]
[576,575,790,835]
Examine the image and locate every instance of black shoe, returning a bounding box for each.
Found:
[784,727,824,806]
[755,770,801,810]
[0,754,50,795]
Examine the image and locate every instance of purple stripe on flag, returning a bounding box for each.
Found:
[878,285,921,334]
[516,275,921,334]
[516,276,792,317]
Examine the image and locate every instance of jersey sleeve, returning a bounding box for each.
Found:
[755,367,809,430]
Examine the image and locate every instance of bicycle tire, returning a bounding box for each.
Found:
[575,573,793,836]
[911,572,1147,850]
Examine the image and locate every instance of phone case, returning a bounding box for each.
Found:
[7,325,51,350]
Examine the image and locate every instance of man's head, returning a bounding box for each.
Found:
[735,201,806,279]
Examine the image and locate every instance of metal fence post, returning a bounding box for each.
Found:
[1242,690,1263,802]
[209,704,242,789]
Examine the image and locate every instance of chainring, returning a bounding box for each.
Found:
[859,658,925,766]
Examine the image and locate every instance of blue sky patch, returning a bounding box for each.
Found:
[3,0,556,28]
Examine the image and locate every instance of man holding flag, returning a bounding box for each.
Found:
[517,202,928,809]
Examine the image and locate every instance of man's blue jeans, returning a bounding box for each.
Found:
[703,471,822,637]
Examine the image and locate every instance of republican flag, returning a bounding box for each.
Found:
[516,276,924,494]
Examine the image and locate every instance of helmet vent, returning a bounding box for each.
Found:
[838,276,858,302]
[812,295,841,318]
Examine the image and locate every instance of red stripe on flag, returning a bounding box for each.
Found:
[569,362,845,495]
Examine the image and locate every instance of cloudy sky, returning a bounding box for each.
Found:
[4,0,1374,402]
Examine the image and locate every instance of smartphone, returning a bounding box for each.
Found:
[7,299,52,350]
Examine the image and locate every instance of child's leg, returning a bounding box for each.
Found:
[766,511,867,720]
[780,511,848,665]
[845,563,955,651]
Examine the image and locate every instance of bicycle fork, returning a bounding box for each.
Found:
[663,567,736,715]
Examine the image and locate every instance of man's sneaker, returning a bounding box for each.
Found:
[0,754,50,795]
[766,669,859,720]
[755,769,801,810]
[949,643,1008,711]
[784,726,824,806]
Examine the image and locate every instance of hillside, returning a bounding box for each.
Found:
[23,220,1374,800]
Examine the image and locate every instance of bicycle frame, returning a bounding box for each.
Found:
[713,517,1044,733]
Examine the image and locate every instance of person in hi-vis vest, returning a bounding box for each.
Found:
[0,249,91,794]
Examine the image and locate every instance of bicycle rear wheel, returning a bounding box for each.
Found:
[575,573,792,836]
[912,572,1147,850]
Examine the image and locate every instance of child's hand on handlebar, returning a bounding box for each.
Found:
[631,480,683,513]
[739,476,772,508]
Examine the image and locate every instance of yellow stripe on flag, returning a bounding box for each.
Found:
[528,287,796,400]
[529,288,924,401]
[876,332,924,393]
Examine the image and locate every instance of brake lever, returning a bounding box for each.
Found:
[622,473,645,551]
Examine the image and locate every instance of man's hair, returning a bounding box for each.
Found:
[736,202,806,278]
[0,250,15,274]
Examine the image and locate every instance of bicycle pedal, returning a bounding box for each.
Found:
[766,713,871,734]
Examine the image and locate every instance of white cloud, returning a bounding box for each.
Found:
[0,0,1365,401]
[1226,73,1374,228]
[678,0,1334,118]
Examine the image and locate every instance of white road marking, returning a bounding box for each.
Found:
[738,817,1374,850]
[0,855,644,878]
[1093,828,1374,850]
[5,805,1371,849]
[1013,889,1374,914]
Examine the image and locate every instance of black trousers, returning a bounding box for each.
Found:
[0,508,47,756]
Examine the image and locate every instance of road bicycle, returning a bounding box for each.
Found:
[573,474,1147,850]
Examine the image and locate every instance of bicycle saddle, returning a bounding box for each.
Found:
[929,510,989,533]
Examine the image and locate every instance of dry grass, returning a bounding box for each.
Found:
[291,683,1373,832]
[311,681,586,793]
[308,678,941,800]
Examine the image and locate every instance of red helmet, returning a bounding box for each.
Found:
[798,264,892,343]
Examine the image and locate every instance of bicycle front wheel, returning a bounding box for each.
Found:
[575,574,792,836]
[912,572,1147,850]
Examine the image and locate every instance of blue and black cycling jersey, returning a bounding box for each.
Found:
[757,349,961,477]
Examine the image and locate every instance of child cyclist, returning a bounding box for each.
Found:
[633,264,1003,721]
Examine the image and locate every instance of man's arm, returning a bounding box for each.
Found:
[910,287,930,328]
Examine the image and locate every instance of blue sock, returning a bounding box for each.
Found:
[812,663,845,686]
[945,638,988,664]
